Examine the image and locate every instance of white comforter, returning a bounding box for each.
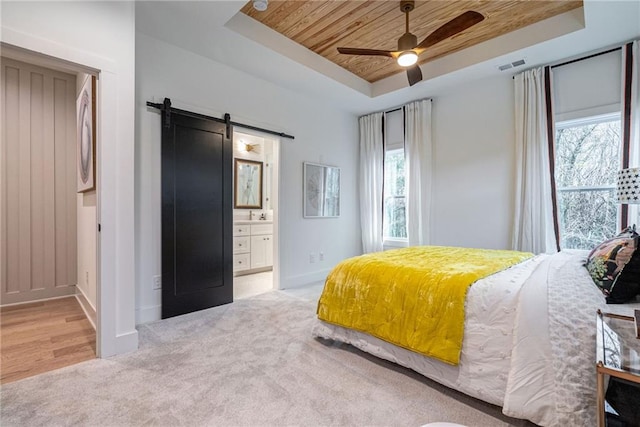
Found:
[313,250,626,426]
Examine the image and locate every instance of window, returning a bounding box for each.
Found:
[383,110,407,243]
[555,113,621,249]
[383,148,406,239]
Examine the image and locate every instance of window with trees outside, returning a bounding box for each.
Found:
[383,148,407,240]
[555,113,622,250]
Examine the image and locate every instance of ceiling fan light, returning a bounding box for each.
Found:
[397,51,418,67]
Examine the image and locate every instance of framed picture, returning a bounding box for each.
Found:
[304,162,340,218]
[234,158,263,209]
[77,75,96,192]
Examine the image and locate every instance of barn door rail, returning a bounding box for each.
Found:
[146,98,295,140]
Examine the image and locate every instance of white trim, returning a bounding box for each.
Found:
[557,185,616,192]
[1,17,138,358]
[0,294,75,308]
[75,282,96,312]
[136,305,162,325]
[272,137,281,291]
[0,28,115,73]
[115,330,139,355]
[383,238,409,250]
[280,269,332,289]
[231,128,282,291]
[75,285,97,330]
[75,293,96,331]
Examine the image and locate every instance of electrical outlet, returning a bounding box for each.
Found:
[152,275,162,290]
[319,252,324,261]
[309,253,316,264]
[85,271,89,286]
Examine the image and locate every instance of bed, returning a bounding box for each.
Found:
[312,246,620,427]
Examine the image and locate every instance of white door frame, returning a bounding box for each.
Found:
[1,28,138,357]
[232,129,281,291]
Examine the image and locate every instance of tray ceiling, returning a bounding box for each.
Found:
[241,0,583,84]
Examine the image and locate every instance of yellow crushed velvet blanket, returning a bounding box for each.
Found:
[316,246,533,365]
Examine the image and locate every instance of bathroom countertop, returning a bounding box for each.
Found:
[234,220,273,225]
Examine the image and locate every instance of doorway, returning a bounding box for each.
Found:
[0,55,99,380]
[232,131,280,299]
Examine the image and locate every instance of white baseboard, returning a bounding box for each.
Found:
[136,305,161,325]
[135,268,329,323]
[75,292,97,330]
[115,329,139,355]
[0,293,75,308]
[279,269,331,290]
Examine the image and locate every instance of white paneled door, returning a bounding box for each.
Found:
[1,57,77,304]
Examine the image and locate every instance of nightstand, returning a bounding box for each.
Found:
[596,309,640,427]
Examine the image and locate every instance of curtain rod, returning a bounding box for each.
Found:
[146,99,295,140]
[384,98,432,115]
[513,42,629,79]
[550,46,621,69]
[360,97,432,119]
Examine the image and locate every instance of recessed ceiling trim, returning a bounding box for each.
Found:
[228,5,585,98]
[372,7,585,97]
[226,12,373,97]
[241,1,583,84]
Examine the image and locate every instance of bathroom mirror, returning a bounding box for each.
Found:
[234,158,263,209]
[303,162,340,218]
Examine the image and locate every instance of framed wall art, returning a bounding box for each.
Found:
[234,158,263,209]
[77,75,96,192]
[304,162,340,218]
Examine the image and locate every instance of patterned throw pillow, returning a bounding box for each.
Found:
[586,227,640,304]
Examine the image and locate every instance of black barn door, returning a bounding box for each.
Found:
[161,112,233,319]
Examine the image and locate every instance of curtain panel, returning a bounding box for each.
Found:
[404,100,433,246]
[622,41,640,227]
[512,67,559,254]
[359,112,385,253]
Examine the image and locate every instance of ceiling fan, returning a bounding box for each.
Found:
[337,0,484,86]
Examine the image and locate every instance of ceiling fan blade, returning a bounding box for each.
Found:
[337,47,397,58]
[416,11,484,50]
[406,64,422,86]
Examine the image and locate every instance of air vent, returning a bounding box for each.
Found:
[498,59,526,72]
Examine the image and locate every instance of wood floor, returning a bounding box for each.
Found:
[1,296,96,384]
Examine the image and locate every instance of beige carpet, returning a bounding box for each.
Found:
[0,291,534,426]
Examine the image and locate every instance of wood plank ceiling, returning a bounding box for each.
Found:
[241,0,583,83]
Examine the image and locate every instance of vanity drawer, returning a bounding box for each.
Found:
[233,236,250,254]
[250,223,273,236]
[233,253,250,271]
[233,225,250,236]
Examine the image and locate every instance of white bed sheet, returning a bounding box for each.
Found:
[312,250,639,426]
[312,254,546,407]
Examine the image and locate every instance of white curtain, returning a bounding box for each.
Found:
[359,112,384,253]
[627,41,640,163]
[404,100,432,246]
[512,67,558,254]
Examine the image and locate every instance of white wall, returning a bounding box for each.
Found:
[1,1,138,356]
[76,73,97,311]
[430,74,516,250]
[135,33,360,324]
[425,50,626,251]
